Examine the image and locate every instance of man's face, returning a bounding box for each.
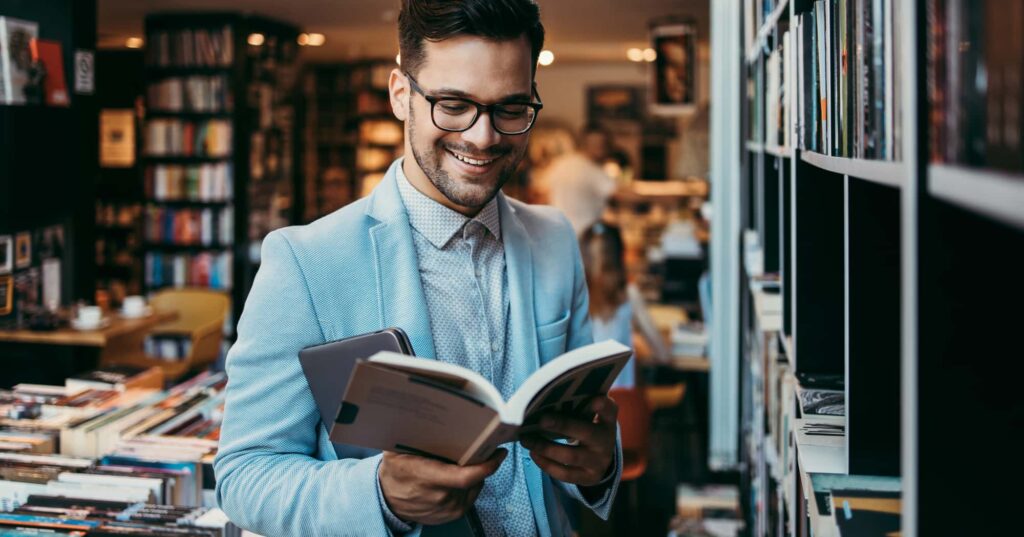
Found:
[390,35,534,212]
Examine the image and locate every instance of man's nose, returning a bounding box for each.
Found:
[459,111,502,152]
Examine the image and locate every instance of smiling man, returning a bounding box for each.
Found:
[214,1,622,536]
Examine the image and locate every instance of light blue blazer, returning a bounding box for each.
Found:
[214,160,622,536]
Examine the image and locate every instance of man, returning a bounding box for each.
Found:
[214,1,622,536]
[536,126,618,236]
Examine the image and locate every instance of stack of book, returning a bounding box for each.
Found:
[148,75,232,113]
[144,119,233,158]
[928,0,1024,173]
[791,0,901,160]
[144,251,233,290]
[146,26,234,68]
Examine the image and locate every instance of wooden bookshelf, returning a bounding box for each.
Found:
[801,151,906,188]
[298,61,403,223]
[142,12,301,336]
[927,164,1024,231]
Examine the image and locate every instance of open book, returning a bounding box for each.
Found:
[330,339,631,466]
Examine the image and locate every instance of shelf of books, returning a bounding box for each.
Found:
[913,1,1024,535]
[739,0,909,535]
[299,61,403,222]
[0,366,242,536]
[142,13,300,339]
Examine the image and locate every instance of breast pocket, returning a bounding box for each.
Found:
[536,309,571,362]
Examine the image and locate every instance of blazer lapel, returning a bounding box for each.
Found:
[498,194,540,386]
[365,161,437,360]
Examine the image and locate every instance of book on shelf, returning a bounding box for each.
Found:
[0,16,39,105]
[146,26,234,68]
[144,119,232,157]
[148,74,231,113]
[146,162,233,202]
[929,0,1024,174]
[792,0,899,160]
[830,488,901,535]
[331,339,631,466]
[145,251,233,290]
[31,38,69,107]
[144,206,233,246]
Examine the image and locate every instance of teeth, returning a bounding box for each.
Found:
[449,150,495,166]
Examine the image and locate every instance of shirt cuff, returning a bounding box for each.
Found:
[376,457,416,535]
[577,445,620,505]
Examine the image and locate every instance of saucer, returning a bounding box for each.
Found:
[70,317,111,331]
[119,306,153,319]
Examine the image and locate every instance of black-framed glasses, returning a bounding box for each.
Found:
[405,72,543,135]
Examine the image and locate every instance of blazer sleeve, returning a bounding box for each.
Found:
[557,227,623,520]
[214,231,394,536]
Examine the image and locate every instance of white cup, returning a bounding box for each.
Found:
[123,295,146,316]
[77,306,102,325]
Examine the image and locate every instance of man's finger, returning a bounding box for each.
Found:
[521,435,600,469]
[590,396,618,425]
[426,448,507,490]
[538,413,600,445]
[528,450,597,485]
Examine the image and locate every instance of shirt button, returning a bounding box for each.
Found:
[506,505,515,513]
[491,342,499,352]
[476,270,482,278]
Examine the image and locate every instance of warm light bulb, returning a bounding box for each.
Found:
[247,33,265,46]
[297,33,310,46]
[306,33,326,46]
[538,50,554,66]
[627,48,644,62]
[125,37,144,49]
[643,48,657,62]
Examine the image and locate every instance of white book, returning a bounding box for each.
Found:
[331,339,631,466]
[0,17,39,104]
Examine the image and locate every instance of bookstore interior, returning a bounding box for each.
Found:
[0,0,1021,536]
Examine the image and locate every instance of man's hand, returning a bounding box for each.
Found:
[520,396,618,487]
[378,449,507,526]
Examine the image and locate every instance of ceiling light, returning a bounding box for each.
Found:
[306,33,326,46]
[297,33,309,46]
[643,48,657,62]
[627,48,644,62]
[125,37,143,49]
[538,50,554,66]
[247,33,265,46]
[396,53,401,65]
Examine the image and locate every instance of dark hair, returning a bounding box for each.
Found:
[398,0,545,77]
[580,222,628,321]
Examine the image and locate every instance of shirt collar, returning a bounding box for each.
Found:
[396,158,502,248]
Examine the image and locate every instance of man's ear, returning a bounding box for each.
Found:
[389,68,408,122]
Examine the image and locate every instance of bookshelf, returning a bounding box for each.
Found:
[737,0,1024,535]
[0,0,97,326]
[298,61,403,223]
[142,13,301,337]
[95,50,146,308]
[740,0,907,535]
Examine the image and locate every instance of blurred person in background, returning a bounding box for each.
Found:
[534,124,618,236]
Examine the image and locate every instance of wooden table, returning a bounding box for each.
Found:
[0,310,177,364]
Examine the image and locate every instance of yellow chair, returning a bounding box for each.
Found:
[101,288,229,382]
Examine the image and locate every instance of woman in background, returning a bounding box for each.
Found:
[580,222,636,388]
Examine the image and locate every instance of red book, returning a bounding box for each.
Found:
[30,38,69,107]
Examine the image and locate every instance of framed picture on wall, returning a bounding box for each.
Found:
[587,85,644,123]
[650,21,697,115]
[0,236,12,274]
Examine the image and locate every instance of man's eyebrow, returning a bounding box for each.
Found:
[432,87,533,103]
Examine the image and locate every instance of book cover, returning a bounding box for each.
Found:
[0,16,39,105]
[31,39,68,107]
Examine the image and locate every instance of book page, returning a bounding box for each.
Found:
[502,340,631,427]
[368,352,504,410]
